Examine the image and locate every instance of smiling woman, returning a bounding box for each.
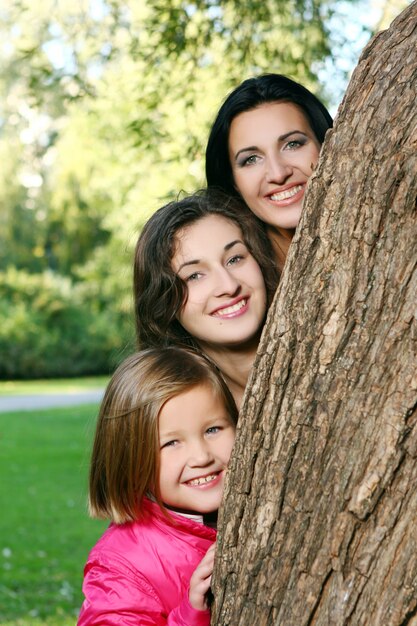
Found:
[228,102,321,231]
[172,214,266,352]
[133,189,280,408]
[206,73,333,270]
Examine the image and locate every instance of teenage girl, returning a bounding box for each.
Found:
[133,189,280,409]
[77,346,237,625]
[205,73,333,271]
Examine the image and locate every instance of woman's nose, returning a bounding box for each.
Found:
[265,155,292,183]
[213,267,240,297]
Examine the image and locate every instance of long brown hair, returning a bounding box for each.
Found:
[133,188,280,349]
[88,346,238,524]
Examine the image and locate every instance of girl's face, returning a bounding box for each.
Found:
[228,101,321,232]
[158,383,235,514]
[172,214,267,352]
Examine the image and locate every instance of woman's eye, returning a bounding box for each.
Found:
[239,154,260,167]
[227,254,243,266]
[185,272,202,282]
[285,137,306,150]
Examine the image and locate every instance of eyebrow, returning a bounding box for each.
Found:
[176,239,244,272]
[160,414,231,439]
[234,130,308,160]
[160,430,180,439]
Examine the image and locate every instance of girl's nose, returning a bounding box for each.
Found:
[188,441,213,467]
[213,267,240,297]
[265,156,292,184]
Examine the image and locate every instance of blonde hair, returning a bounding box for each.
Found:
[88,346,238,524]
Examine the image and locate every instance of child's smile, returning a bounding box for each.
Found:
[158,383,236,515]
[185,472,221,487]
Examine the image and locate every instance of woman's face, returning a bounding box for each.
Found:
[171,214,267,352]
[228,101,320,232]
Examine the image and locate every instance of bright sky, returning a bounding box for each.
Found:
[318,0,382,114]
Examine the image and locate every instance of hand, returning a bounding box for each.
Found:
[188,543,216,611]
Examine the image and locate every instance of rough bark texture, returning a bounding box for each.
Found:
[212,4,417,625]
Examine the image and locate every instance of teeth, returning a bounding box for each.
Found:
[215,299,246,317]
[188,474,217,486]
[270,184,303,201]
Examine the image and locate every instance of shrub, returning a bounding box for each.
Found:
[0,268,135,379]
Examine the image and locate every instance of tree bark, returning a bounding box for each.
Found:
[212,4,417,625]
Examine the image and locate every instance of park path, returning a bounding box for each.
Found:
[0,390,104,413]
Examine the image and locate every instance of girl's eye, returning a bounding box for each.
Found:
[161,439,179,449]
[206,426,220,435]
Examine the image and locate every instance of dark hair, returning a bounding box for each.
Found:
[89,346,238,524]
[205,73,333,196]
[133,188,279,349]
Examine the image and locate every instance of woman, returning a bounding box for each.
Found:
[133,189,280,408]
[205,73,333,270]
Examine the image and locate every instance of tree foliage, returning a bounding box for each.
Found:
[0,0,366,377]
[0,268,132,378]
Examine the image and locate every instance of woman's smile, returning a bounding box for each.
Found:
[210,296,248,318]
[172,214,267,351]
[267,183,306,205]
[229,101,320,233]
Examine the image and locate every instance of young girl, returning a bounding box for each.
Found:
[133,188,280,409]
[77,346,237,626]
[205,73,333,271]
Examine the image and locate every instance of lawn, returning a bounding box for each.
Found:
[0,377,108,396]
[0,403,108,625]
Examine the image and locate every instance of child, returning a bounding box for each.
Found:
[77,346,237,625]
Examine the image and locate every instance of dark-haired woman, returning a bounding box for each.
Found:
[205,73,333,271]
[133,189,280,409]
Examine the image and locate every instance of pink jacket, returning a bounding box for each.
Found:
[77,498,216,626]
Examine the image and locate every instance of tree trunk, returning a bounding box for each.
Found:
[212,4,417,625]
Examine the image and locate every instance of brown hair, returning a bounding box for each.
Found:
[133,188,280,349]
[88,346,238,524]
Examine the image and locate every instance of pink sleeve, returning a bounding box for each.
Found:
[77,555,210,626]
[77,555,168,626]
[167,594,211,626]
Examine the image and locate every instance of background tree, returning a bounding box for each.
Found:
[0,0,408,378]
[212,3,417,624]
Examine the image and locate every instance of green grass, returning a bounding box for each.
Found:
[0,377,109,396]
[0,404,108,625]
